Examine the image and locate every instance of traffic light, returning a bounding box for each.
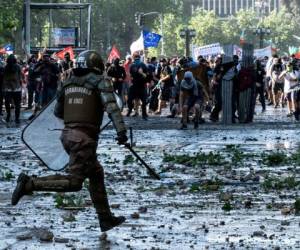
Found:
[134,12,145,27]
[135,12,141,26]
[139,12,145,26]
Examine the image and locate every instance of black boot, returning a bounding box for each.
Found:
[5,114,10,123]
[294,110,300,121]
[180,124,187,130]
[126,109,132,117]
[99,213,126,232]
[194,121,199,129]
[11,173,32,205]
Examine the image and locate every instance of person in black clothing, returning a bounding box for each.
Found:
[59,52,74,73]
[2,54,22,123]
[26,55,39,110]
[232,55,240,122]
[155,58,174,114]
[107,58,126,98]
[255,60,266,112]
[126,53,148,120]
[34,54,60,106]
[210,57,223,122]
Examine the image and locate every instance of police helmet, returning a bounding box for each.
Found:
[75,50,104,74]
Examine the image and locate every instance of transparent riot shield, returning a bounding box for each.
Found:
[21,93,122,171]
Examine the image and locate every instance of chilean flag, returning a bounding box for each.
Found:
[107,45,121,63]
[0,44,14,54]
[55,46,75,60]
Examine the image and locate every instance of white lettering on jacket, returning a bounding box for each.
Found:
[65,87,92,96]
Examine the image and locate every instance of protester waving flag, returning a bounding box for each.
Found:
[55,46,74,60]
[108,45,121,63]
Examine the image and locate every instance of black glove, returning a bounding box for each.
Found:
[116,131,128,145]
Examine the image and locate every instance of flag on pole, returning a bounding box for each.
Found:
[143,30,161,48]
[0,44,14,54]
[55,46,75,60]
[130,33,144,54]
[239,29,246,45]
[107,45,121,63]
[130,30,162,54]
[295,51,300,59]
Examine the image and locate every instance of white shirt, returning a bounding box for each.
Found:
[283,70,300,93]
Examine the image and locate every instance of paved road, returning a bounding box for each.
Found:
[0,104,299,249]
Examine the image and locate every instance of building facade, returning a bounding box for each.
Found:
[192,0,281,17]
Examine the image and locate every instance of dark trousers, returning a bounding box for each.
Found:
[31,128,111,216]
[127,86,147,116]
[255,85,266,110]
[27,81,39,108]
[41,87,56,107]
[113,81,123,97]
[4,91,21,121]
[211,85,222,119]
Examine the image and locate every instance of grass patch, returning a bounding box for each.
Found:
[262,151,288,166]
[262,176,299,191]
[222,201,233,211]
[225,145,245,164]
[189,179,223,192]
[54,194,84,208]
[123,155,135,165]
[163,152,227,166]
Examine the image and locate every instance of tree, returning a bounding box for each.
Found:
[0,0,23,46]
[148,13,185,57]
[263,7,299,52]
[189,10,223,47]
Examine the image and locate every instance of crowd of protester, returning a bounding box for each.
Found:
[0,50,300,128]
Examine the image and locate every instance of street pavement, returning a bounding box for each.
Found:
[0,105,299,249]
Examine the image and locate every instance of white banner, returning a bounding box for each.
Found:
[253,46,272,59]
[192,43,222,60]
[233,45,272,59]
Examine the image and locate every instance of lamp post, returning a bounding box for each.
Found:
[135,11,164,55]
[179,28,196,57]
[254,27,271,48]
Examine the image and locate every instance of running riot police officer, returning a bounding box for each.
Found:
[12,50,128,232]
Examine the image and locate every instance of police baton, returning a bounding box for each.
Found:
[124,143,161,180]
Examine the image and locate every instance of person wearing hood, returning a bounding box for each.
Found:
[107,57,126,98]
[179,71,203,129]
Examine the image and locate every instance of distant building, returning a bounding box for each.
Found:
[191,0,281,17]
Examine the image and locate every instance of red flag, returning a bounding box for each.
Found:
[295,52,300,59]
[55,46,74,60]
[108,45,121,63]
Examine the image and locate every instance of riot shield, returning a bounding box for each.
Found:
[21,95,116,171]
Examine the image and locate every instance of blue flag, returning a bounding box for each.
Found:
[143,30,161,48]
[3,44,14,52]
